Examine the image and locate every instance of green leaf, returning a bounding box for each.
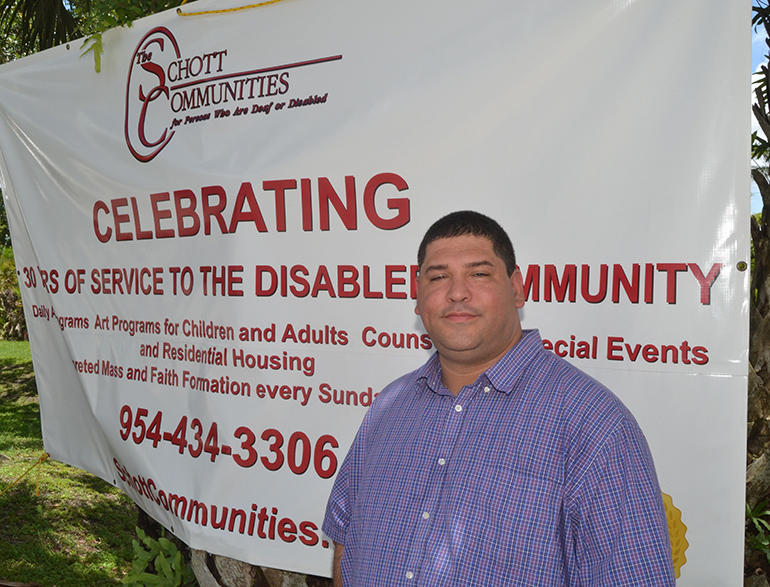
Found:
[158,537,177,556]
[123,571,163,585]
[156,551,174,579]
[80,33,103,73]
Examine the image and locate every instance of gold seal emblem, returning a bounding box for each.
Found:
[662,492,688,578]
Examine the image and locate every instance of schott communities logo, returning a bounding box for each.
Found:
[124,26,341,162]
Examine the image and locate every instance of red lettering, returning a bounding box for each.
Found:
[611,263,639,303]
[256,266,277,296]
[544,264,576,302]
[290,265,310,297]
[688,262,722,305]
[363,173,409,230]
[131,197,153,239]
[385,265,407,299]
[202,185,229,235]
[301,178,313,231]
[657,263,688,304]
[174,190,200,237]
[319,176,357,230]
[228,182,267,233]
[581,264,607,303]
[641,344,658,362]
[523,264,539,301]
[607,336,623,360]
[363,265,383,298]
[150,192,175,238]
[263,179,297,231]
[93,201,112,243]
[338,265,360,298]
[112,198,133,241]
[692,346,709,365]
[311,265,336,297]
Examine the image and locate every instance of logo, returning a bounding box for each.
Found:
[125,26,341,162]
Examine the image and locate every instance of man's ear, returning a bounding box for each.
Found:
[511,268,525,309]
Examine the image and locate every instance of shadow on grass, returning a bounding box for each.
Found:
[0,396,42,454]
[0,356,37,402]
[0,465,136,587]
[0,349,136,586]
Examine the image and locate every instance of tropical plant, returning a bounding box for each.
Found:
[0,0,188,67]
[122,527,197,587]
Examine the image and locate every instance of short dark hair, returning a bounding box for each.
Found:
[417,210,517,276]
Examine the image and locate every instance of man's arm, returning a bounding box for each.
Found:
[332,542,344,587]
[569,419,675,586]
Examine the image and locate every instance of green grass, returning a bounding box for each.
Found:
[0,340,137,587]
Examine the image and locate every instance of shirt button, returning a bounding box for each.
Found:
[454,404,462,413]
[422,511,430,520]
[406,571,414,579]
[484,386,490,393]
[438,458,446,466]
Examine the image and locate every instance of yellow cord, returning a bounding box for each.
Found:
[0,452,49,498]
[177,0,287,16]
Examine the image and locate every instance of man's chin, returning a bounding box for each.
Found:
[435,340,484,358]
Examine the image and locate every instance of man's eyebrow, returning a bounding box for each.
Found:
[422,260,495,273]
[465,260,494,269]
[422,264,448,274]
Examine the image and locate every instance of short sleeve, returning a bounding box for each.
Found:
[322,412,369,546]
[566,418,676,586]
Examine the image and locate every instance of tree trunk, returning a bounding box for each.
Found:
[747,11,770,583]
[190,550,332,587]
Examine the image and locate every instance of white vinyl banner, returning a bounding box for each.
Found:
[0,0,749,582]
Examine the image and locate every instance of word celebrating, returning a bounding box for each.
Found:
[119,405,338,478]
[92,173,409,242]
[114,459,327,547]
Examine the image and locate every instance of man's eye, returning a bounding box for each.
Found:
[430,274,446,281]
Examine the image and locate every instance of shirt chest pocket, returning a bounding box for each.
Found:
[448,465,565,576]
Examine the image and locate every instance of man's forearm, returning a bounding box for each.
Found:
[333,542,344,587]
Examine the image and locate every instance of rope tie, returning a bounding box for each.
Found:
[177,0,287,17]
[0,452,49,498]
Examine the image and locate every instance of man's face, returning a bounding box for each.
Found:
[415,234,525,370]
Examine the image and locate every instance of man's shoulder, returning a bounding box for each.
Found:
[542,351,635,433]
[513,334,624,412]
[532,346,654,488]
[371,354,436,406]
[511,333,643,462]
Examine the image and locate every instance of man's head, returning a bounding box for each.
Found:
[417,210,517,276]
[415,211,525,378]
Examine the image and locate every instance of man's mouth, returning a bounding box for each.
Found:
[443,311,477,323]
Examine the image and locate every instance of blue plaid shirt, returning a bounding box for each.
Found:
[323,329,675,586]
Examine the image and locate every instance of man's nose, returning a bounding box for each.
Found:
[446,276,470,302]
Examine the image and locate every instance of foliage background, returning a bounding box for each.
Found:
[0,0,760,584]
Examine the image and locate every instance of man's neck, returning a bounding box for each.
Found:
[439,333,523,395]
[440,363,490,395]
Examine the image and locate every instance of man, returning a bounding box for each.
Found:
[323,211,675,586]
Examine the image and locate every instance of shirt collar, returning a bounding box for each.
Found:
[416,329,543,395]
